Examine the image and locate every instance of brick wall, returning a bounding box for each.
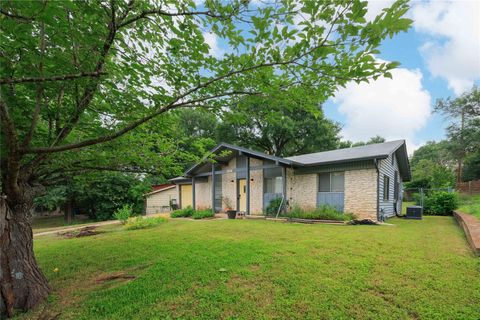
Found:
[344,169,378,220]
[250,158,263,214]
[195,177,212,209]
[286,169,317,209]
[222,157,236,210]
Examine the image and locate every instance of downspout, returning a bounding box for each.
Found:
[374,159,380,221]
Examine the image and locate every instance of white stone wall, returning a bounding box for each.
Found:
[344,169,378,220]
[250,158,263,214]
[286,169,317,209]
[195,177,212,210]
[221,157,237,210]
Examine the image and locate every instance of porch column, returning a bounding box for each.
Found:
[246,156,250,215]
[282,166,287,212]
[192,176,196,210]
[211,163,216,212]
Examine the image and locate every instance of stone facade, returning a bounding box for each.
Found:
[221,157,237,210]
[195,177,212,210]
[286,169,317,209]
[344,169,377,220]
[249,158,263,214]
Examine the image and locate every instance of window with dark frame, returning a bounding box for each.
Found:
[383,175,390,201]
[318,172,344,192]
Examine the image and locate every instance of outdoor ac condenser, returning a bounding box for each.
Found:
[406,206,423,220]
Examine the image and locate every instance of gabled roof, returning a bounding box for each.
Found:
[181,140,411,181]
[184,142,298,176]
[144,184,176,196]
[285,140,405,165]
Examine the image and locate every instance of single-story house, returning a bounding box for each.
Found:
[144,184,177,214]
[150,140,411,221]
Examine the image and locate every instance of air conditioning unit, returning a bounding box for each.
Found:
[406,206,423,220]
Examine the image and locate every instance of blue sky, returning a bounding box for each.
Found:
[202,1,480,153]
[322,0,480,153]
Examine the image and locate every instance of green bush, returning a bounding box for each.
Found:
[192,209,215,220]
[113,204,134,224]
[423,192,458,215]
[285,205,353,221]
[170,206,195,218]
[124,216,168,230]
[265,198,285,216]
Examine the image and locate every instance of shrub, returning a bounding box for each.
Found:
[192,209,215,220]
[113,204,134,224]
[265,198,285,216]
[423,192,458,215]
[170,206,195,218]
[285,204,353,221]
[124,216,168,230]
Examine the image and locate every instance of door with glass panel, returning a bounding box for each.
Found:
[317,172,345,212]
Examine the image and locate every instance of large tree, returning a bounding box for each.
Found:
[0,0,411,316]
[219,86,341,156]
[435,85,480,182]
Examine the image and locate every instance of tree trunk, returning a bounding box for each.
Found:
[0,195,50,318]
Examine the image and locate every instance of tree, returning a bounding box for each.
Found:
[339,135,386,148]
[0,0,411,315]
[435,85,480,182]
[462,151,480,182]
[220,86,341,156]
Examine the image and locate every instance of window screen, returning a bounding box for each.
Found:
[318,173,330,192]
[318,172,344,192]
[383,175,390,201]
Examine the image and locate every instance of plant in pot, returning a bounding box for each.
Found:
[222,196,236,219]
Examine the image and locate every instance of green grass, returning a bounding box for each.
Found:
[19,217,479,319]
[458,194,480,219]
[31,215,94,233]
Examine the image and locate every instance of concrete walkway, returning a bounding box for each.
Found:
[33,220,120,237]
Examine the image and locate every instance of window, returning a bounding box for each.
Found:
[264,161,283,194]
[383,175,390,201]
[318,172,344,192]
[265,176,283,193]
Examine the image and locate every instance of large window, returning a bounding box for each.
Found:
[383,175,390,201]
[265,176,283,193]
[318,172,344,192]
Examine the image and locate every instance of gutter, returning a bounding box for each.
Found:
[374,158,380,221]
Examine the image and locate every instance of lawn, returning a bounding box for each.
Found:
[458,194,480,219]
[19,217,479,320]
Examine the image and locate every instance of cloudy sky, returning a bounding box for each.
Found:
[202,0,480,154]
[323,0,480,153]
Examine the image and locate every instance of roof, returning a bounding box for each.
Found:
[184,142,298,176]
[152,183,175,191]
[285,140,405,165]
[144,185,176,196]
[180,140,411,181]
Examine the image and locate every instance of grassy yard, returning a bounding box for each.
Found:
[19,217,479,320]
[32,215,94,234]
[458,194,480,219]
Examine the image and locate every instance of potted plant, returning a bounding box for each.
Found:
[222,196,236,219]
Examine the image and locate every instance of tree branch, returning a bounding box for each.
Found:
[0,71,107,85]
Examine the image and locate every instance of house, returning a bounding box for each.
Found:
[156,140,411,221]
[144,184,177,214]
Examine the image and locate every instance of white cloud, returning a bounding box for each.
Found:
[203,32,223,58]
[365,0,395,21]
[332,65,431,155]
[411,0,480,95]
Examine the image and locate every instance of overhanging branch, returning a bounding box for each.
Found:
[0,71,107,85]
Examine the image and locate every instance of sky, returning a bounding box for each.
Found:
[322,0,480,154]
[202,0,480,154]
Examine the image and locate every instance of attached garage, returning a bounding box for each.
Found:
[145,185,177,214]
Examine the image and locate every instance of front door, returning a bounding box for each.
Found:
[180,184,193,209]
[238,179,247,212]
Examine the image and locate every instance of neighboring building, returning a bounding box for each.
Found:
[162,140,411,221]
[144,184,177,214]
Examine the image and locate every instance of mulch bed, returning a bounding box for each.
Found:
[454,211,480,256]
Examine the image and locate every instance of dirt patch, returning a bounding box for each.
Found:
[95,272,136,284]
[58,226,102,238]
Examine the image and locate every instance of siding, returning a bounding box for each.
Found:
[145,187,177,214]
[378,152,403,218]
